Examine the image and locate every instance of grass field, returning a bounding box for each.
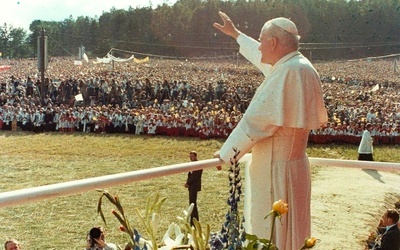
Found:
[0,132,399,249]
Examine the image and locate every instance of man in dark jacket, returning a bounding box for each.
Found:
[185,151,202,226]
[372,209,400,250]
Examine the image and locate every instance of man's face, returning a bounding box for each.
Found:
[258,31,274,64]
[6,242,21,250]
[381,211,393,226]
[189,153,197,161]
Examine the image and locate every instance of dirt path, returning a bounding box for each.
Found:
[311,166,400,249]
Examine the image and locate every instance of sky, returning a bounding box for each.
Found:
[1,0,178,31]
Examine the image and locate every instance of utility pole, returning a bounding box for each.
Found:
[40,28,45,101]
[37,27,47,103]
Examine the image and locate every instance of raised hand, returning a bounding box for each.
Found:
[213,11,241,39]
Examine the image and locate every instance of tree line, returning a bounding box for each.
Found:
[0,0,399,61]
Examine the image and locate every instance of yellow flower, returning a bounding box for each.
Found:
[272,200,288,215]
[304,237,317,248]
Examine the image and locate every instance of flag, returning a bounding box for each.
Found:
[83,53,89,63]
[371,83,379,92]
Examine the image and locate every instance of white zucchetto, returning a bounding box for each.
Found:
[270,17,298,35]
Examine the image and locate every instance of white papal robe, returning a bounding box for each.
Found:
[219,33,327,250]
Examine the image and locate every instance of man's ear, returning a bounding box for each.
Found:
[271,36,278,51]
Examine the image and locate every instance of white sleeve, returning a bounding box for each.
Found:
[104,243,117,250]
[219,120,279,163]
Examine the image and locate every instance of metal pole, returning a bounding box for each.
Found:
[0,156,399,208]
[0,158,224,208]
[40,28,45,103]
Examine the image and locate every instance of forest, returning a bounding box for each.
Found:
[0,0,399,61]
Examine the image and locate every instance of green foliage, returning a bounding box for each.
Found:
[96,188,213,250]
[136,193,167,249]
[97,189,137,249]
[187,218,211,250]
[244,233,276,250]
[97,189,168,250]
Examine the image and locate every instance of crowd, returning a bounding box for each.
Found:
[1,56,400,144]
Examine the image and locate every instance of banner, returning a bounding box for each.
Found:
[94,53,135,64]
[107,53,135,62]
[134,57,149,64]
[94,57,112,64]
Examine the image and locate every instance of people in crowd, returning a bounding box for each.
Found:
[1,54,400,145]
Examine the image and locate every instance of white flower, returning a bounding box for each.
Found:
[160,223,186,249]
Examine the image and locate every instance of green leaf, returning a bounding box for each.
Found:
[184,223,192,234]
[204,224,210,247]
[97,194,107,226]
[191,229,199,250]
[258,239,271,244]
[112,210,128,229]
[193,218,202,236]
[245,234,259,241]
[99,189,118,206]
[115,195,125,216]
[149,193,159,212]
[155,197,167,213]
[245,240,258,249]
[145,194,153,217]
[264,210,274,219]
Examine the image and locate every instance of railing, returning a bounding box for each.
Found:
[0,155,399,208]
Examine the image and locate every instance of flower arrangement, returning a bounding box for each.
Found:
[96,148,317,250]
[97,190,210,250]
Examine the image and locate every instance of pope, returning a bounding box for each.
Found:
[213,11,327,250]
